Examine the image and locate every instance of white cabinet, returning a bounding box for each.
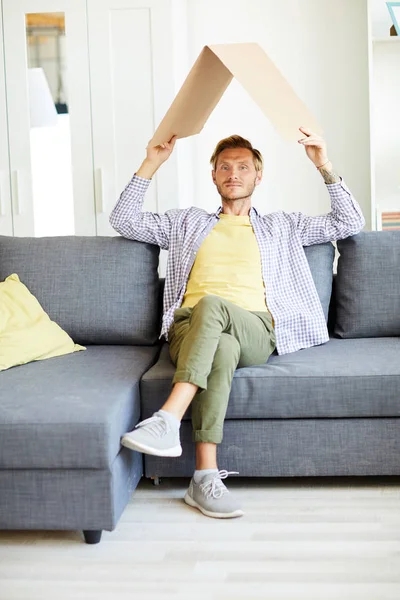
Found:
[87,0,177,235]
[0,0,176,237]
[1,0,95,236]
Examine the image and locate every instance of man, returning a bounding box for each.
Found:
[109,127,365,519]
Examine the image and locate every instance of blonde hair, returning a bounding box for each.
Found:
[210,135,263,172]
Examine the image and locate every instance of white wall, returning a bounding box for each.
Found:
[167,0,372,228]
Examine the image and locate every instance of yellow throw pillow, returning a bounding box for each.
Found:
[0,273,85,372]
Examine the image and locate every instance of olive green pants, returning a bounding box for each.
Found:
[168,295,276,444]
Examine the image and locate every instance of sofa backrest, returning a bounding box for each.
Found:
[0,236,161,345]
[0,235,335,345]
[303,242,335,322]
[335,231,400,338]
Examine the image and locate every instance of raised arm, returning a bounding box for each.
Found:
[109,135,179,250]
[286,127,365,246]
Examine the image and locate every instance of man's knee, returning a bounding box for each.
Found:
[193,294,224,315]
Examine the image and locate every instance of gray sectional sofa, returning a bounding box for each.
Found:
[0,231,399,544]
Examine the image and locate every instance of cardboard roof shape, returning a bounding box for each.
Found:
[149,42,322,147]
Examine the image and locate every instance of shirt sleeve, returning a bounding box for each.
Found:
[109,174,181,250]
[285,179,366,247]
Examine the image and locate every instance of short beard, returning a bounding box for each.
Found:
[216,179,257,203]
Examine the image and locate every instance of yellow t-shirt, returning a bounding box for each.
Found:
[182,213,270,313]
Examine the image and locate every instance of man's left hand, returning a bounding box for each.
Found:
[298,126,329,168]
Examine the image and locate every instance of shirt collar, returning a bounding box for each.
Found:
[215,206,259,218]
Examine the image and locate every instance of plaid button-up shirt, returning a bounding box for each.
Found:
[110,175,365,354]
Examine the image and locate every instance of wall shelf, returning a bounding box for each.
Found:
[372,36,400,42]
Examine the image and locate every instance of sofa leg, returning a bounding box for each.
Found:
[83,530,102,544]
[152,476,161,486]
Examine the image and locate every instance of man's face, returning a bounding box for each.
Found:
[212,147,262,202]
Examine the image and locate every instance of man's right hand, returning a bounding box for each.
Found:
[136,135,177,179]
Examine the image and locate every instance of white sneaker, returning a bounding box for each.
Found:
[121,411,182,457]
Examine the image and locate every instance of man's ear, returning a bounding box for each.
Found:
[255,171,263,186]
[212,170,217,185]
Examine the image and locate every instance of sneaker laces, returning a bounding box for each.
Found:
[134,414,170,439]
[200,470,239,499]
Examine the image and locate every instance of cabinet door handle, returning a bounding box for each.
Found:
[0,172,6,216]
[96,168,104,214]
[12,170,21,216]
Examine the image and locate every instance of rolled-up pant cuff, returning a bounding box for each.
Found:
[193,428,223,444]
[172,369,207,390]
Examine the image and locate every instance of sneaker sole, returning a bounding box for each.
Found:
[184,492,244,519]
[121,436,182,457]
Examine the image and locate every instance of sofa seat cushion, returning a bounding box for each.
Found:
[141,338,400,420]
[0,345,160,469]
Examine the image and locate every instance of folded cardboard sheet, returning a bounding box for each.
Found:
[149,42,322,146]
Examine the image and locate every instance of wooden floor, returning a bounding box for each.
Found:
[1,476,400,600]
